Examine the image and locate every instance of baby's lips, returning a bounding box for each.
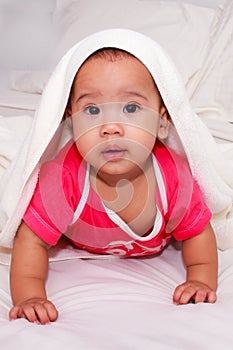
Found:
[102,144,126,153]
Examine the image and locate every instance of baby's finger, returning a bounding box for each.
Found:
[173,285,184,304]
[9,306,22,320]
[206,290,217,303]
[193,289,208,304]
[179,286,197,304]
[34,303,52,324]
[174,284,197,305]
[22,305,41,324]
[43,302,59,322]
[173,284,193,304]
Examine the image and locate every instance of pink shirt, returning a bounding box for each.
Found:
[23,140,212,257]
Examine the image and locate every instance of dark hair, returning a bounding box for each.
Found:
[86,48,134,62]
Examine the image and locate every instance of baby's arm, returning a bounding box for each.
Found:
[9,222,58,324]
[173,223,218,304]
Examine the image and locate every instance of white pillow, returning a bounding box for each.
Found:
[10,70,50,94]
[53,0,215,84]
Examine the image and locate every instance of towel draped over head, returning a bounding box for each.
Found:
[0,28,233,249]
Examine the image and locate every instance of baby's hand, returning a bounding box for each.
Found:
[9,298,58,324]
[173,280,217,305]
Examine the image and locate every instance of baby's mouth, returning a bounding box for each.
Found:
[101,145,127,160]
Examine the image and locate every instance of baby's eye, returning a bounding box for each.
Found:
[123,104,140,114]
[84,105,100,115]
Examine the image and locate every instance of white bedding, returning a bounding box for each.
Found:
[0,90,40,117]
[1,243,233,349]
[1,0,233,349]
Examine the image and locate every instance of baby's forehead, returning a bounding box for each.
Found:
[69,50,162,106]
[73,49,155,86]
[74,48,140,77]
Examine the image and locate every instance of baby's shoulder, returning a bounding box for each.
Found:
[154,141,192,184]
[40,141,84,205]
[40,140,85,188]
[50,140,83,174]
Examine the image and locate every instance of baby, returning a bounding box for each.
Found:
[9,40,218,324]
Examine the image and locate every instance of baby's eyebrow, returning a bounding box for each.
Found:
[122,91,149,101]
[75,92,101,103]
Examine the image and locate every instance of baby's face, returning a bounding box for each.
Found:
[70,56,168,178]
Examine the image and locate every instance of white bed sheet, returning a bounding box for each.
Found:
[0,243,233,350]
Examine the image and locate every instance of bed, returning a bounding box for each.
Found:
[0,0,233,349]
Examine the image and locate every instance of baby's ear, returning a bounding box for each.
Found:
[64,103,72,119]
[158,106,170,139]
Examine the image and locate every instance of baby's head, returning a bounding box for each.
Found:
[66,47,170,175]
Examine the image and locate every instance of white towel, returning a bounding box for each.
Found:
[0,28,233,250]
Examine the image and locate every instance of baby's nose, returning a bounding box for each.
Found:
[100,121,124,136]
